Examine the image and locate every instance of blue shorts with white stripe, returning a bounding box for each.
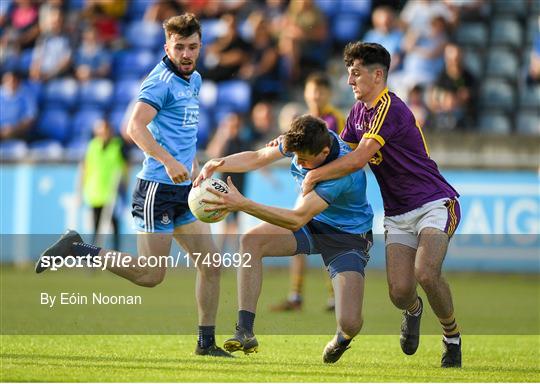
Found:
[132,178,196,233]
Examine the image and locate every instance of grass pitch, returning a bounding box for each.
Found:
[1,266,538,382]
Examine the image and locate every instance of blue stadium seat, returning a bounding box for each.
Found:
[217,80,251,113]
[200,19,223,46]
[478,112,511,134]
[463,49,484,78]
[109,108,128,135]
[492,0,527,16]
[196,107,213,149]
[125,0,151,21]
[16,48,34,74]
[35,109,71,143]
[78,79,114,109]
[71,108,104,142]
[516,111,539,135]
[527,16,538,45]
[339,0,371,17]
[0,140,28,161]
[113,79,141,109]
[68,0,85,10]
[455,22,488,47]
[491,18,522,48]
[126,21,164,50]
[332,13,363,44]
[519,85,540,109]
[43,78,78,109]
[28,140,64,161]
[315,0,339,17]
[480,79,515,110]
[64,139,88,161]
[485,48,519,80]
[113,50,155,80]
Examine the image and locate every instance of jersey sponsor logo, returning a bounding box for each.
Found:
[160,213,171,225]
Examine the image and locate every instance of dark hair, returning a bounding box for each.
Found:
[305,71,331,89]
[283,115,331,155]
[163,13,201,40]
[343,42,390,79]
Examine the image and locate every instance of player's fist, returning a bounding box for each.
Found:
[164,159,189,184]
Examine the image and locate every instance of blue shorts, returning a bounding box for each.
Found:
[131,178,197,233]
[294,219,372,278]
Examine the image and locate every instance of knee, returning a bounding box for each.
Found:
[198,263,221,280]
[339,316,363,338]
[415,267,439,290]
[388,282,415,308]
[240,231,267,254]
[134,269,165,288]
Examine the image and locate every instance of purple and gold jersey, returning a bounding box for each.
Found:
[340,88,458,216]
[320,105,345,135]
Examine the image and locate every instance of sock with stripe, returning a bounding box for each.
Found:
[197,326,215,348]
[440,315,460,344]
[406,296,422,317]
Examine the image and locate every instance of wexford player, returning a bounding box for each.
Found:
[271,72,345,312]
[36,14,232,357]
[302,42,462,367]
[195,115,374,363]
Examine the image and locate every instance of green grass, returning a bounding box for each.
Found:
[1,266,539,381]
[2,335,539,382]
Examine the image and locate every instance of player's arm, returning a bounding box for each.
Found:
[127,101,189,184]
[204,177,328,232]
[194,146,283,186]
[302,137,381,195]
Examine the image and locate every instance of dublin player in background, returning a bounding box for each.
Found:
[36,13,232,358]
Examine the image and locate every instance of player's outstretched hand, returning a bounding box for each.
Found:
[165,159,190,184]
[193,159,225,187]
[302,172,316,196]
[202,176,245,212]
[265,135,283,147]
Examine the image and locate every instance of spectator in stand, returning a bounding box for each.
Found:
[82,0,126,47]
[205,113,250,247]
[407,85,429,128]
[400,0,453,32]
[527,18,540,85]
[261,0,287,38]
[426,43,476,130]
[363,6,404,72]
[74,26,111,82]
[0,0,40,51]
[278,0,327,82]
[443,0,488,23]
[0,70,36,141]
[144,0,185,23]
[203,12,252,82]
[390,15,448,98]
[240,11,280,102]
[248,101,278,148]
[29,6,72,82]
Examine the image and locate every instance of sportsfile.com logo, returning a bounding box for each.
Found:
[38,252,252,271]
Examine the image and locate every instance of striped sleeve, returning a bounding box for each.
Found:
[363,92,392,147]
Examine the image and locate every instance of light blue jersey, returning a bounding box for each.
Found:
[137,57,201,185]
[281,131,373,234]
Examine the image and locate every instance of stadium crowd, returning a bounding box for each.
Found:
[1,0,539,162]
